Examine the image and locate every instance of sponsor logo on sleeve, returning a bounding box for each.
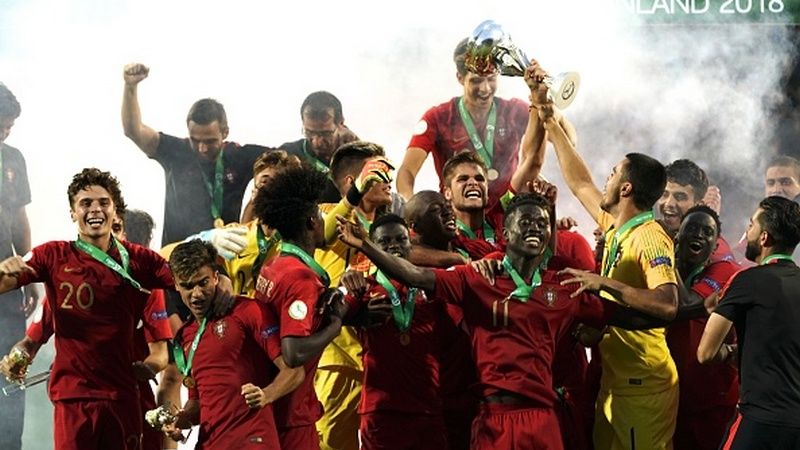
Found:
[649,256,672,268]
[261,325,279,339]
[150,310,169,321]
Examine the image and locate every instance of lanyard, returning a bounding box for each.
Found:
[456,219,496,243]
[251,226,280,281]
[602,211,654,277]
[173,317,207,378]
[683,264,706,288]
[457,96,497,170]
[761,253,794,265]
[501,256,542,301]
[302,140,331,174]
[375,271,417,332]
[73,237,146,292]
[355,211,372,233]
[201,150,225,221]
[280,242,330,287]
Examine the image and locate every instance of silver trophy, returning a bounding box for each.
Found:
[465,20,580,109]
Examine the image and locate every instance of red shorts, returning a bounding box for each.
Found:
[278,424,319,450]
[675,405,736,450]
[470,403,562,450]
[53,398,142,450]
[555,388,593,450]
[360,411,446,450]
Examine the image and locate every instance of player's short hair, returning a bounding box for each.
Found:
[329,141,385,187]
[757,196,800,250]
[186,98,227,130]
[301,91,344,124]
[442,151,487,187]
[682,204,722,235]
[765,155,800,180]
[253,164,327,241]
[123,209,155,247]
[67,168,127,214]
[169,239,217,281]
[404,190,443,225]
[623,153,667,211]
[253,150,302,178]
[503,193,552,229]
[453,37,470,77]
[0,83,21,119]
[369,213,407,239]
[665,159,709,201]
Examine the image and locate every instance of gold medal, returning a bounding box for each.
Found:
[182,375,196,389]
[213,218,224,228]
[399,332,410,346]
[487,168,499,181]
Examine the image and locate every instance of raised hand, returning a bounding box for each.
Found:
[198,226,249,260]
[336,215,367,249]
[355,157,395,193]
[0,256,37,279]
[123,63,150,86]
[470,258,503,285]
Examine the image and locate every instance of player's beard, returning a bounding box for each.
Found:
[745,238,761,262]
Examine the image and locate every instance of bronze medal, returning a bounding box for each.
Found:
[399,332,411,346]
[213,218,225,228]
[182,375,196,389]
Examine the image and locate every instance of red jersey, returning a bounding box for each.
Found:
[177,297,281,448]
[555,230,596,272]
[667,259,740,412]
[431,263,614,407]
[451,201,505,260]
[710,236,737,264]
[17,240,173,401]
[408,97,529,208]
[255,255,325,428]
[344,276,448,415]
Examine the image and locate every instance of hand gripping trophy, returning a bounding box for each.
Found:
[464,20,580,109]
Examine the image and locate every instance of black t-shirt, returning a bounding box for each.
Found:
[0,143,31,260]
[153,133,270,244]
[714,259,800,427]
[280,138,342,203]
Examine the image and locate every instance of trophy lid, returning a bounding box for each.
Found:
[465,20,529,77]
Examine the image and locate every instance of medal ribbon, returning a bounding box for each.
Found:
[302,140,331,174]
[200,150,225,221]
[683,264,706,288]
[73,237,146,292]
[601,211,654,277]
[501,255,542,302]
[456,219,496,243]
[375,270,417,332]
[172,317,208,379]
[280,242,330,287]
[251,226,280,281]
[457,96,497,171]
[760,253,794,265]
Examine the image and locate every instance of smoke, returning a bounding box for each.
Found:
[1,0,797,447]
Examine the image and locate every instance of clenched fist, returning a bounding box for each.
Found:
[123,63,150,85]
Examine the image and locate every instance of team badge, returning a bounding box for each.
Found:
[214,319,227,339]
[545,289,556,307]
[649,256,672,268]
[413,120,428,136]
[497,127,506,138]
[288,300,308,320]
[225,169,235,183]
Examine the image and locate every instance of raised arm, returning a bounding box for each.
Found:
[337,215,436,291]
[121,63,160,157]
[0,256,35,295]
[397,147,428,202]
[542,115,603,223]
[408,245,468,268]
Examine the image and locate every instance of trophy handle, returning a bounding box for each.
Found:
[544,72,581,109]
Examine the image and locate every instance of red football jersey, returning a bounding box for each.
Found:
[178,297,281,448]
[432,264,615,406]
[344,276,448,415]
[555,230,596,272]
[17,240,173,401]
[255,255,325,428]
[667,259,740,412]
[408,97,529,208]
[451,201,506,260]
